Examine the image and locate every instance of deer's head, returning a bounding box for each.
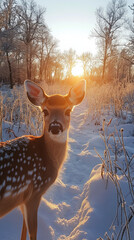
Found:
[24,80,86,142]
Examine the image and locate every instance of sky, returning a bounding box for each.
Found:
[37,0,134,55]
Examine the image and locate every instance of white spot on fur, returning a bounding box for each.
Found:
[4,191,11,197]
[17,185,28,194]
[17,176,20,182]
[6,185,12,191]
[33,175,36,181]
[28,170,33,176]
[13,177,16,183]
[37,176,42,181]
[10,153,13,157]
[7,176,11,181]
[20,166,23,171]
[26,180,31,184]
[48,177,51,182]
[5,153,9,159]
[42,166,46,171]
[7,162,10,167]
[21,175,25,181]
[0,180,6,190]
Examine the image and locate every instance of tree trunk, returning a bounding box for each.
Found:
[26,44,31,79]
[39,42,44,81]
[6,52,13,89]
[102,40,108,83]
[29,44,32,80]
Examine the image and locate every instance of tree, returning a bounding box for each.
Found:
[37,26,48,81]
[39,33,58,82]
[93,0,126,82]
[117,49,132,82]
[0,0,18,88]
[16,0,46,79]
[79,52,92,79]
[0,0,59,85]
[127,13,134,66]
[63,49,76,79]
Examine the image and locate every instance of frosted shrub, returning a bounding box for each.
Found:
[0,85,43,139]
[95,120,134,240]
[87,82,134,124]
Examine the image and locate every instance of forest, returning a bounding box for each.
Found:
[0,0,134,88]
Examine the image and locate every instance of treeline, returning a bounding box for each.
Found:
[92,0,134,84]
[0,0,134,88]
[0,0,60,88]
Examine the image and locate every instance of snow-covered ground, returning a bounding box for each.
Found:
[0,95,134,240]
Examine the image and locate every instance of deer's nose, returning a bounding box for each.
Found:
[48,121,63,135]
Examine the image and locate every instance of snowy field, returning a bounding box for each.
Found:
[0,85,134,240]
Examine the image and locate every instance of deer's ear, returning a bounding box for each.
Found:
[24,80,46,107]
[68,80,86,105]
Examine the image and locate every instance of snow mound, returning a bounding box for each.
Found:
[57,164,117,240]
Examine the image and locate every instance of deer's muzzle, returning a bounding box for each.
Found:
[48,121,63,135]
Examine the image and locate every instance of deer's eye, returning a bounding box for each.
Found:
[43,109,49,117]
[65,109,71,116]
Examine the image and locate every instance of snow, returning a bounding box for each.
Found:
[0,95,134,240]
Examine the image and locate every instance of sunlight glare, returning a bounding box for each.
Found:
[72,61,84,77]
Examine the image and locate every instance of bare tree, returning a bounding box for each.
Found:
[63,49,76,79]
[16,0,46,80]
[79,52,92,79]
[93,0,126,82]
[0,0,18,88]
[0,0,59,85]
[37,26,48,81]
[117,49,132,82]
[127,15,134,66]
[41,33,58,82]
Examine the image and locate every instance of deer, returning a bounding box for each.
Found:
[0,79,86,240]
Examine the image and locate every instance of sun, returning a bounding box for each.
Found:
[72,61,84,77]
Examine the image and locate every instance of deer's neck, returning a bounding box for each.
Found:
[43,132,68,170]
